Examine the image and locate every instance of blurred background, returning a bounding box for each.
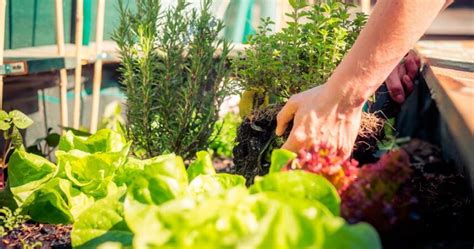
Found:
[2,0,473,145]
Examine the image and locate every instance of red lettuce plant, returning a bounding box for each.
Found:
[340,150,414,231]
[283,143,359,193]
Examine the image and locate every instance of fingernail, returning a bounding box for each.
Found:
[395,94,405,103]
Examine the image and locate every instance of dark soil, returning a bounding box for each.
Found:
[380,139,474,249]
[232,105,289,185]
[1,223,71,249]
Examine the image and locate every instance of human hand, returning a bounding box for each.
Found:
[385,50,421,103]
[275,84,363,157]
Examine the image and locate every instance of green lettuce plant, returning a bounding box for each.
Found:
[71,148,380,249]
[113,0,233,160]
[5,128,381,248]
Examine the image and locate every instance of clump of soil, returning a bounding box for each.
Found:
[232,105,287,185]
[232,104,385,185]
[1,223,72,248]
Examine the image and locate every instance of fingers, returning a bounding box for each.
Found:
[281,130,304,152]
[281,114,306,152]
[405,57,419,79]
[386,70,406,104]
[276,100,296,136]
[402,75,414,94]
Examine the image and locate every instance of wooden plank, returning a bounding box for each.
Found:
[3,41,119,64]
[55,0,69,132]
[3,57,75,75]
[418,40,474,184]
[426,9,474,36]
[89,0,105,133]
[73,0,84,129]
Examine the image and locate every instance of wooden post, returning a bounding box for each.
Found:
[0,0,6,110]
[55,0,69,132]
[89,0,105,133]
[361,0,371,15]
[73,0,84,129]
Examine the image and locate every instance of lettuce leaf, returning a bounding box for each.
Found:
[269,149,297,173]
[72,193,132,249]
[56,148,129,199]
[58,129,128,154]
[186,151,216,181]
[250,171,341,215]
[187,173,246,199]
[8,150,58,204]
[21,178,94,224]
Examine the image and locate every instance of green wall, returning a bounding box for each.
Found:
[5,0,136,49]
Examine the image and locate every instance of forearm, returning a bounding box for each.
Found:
[326,0,450,109]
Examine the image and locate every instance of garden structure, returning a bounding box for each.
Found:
[0,0,473,248]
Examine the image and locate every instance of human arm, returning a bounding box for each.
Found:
[276,0,453,155]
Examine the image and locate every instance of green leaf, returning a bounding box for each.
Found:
[319,218,382,249]
[9,110,33,129]
[26,145,44,157]
[10,127,24,149]
[0,110,8,121]
[56,148,129,199]
[0,120,10,131]
[45,133,61,147]
[249,171,340,215]
[8,150,57,205]
[143,154,188,190]
[187,151,215,181]
[113,157,146,186]
[0,110,10,131]
[72,194,133,248]
[21,178,74,224]
[188,174,246,199]
[58,129,128,154]
[127,174,181,207]
[21,178,94,224]
[269,149,297,173]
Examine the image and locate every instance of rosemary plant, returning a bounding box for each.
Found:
[113,0,232,159]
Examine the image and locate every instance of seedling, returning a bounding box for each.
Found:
[0,207,30,237]
[0,110,33,189]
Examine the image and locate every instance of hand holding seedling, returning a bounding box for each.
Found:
[276,0,452,157]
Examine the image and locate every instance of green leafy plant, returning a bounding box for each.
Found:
[4,127,381,248]
[0,207,30,237]
[71,149,381,249]
[209,112,241,158]
[234,0,367,111]
[0,110,33,189]
[113,0,233,160]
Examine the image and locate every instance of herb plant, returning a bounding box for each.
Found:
[209,112,241,157]
[113,0,232,160]
[0,110,33,189]
[234,0,367,110]
[0,207,30,237]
